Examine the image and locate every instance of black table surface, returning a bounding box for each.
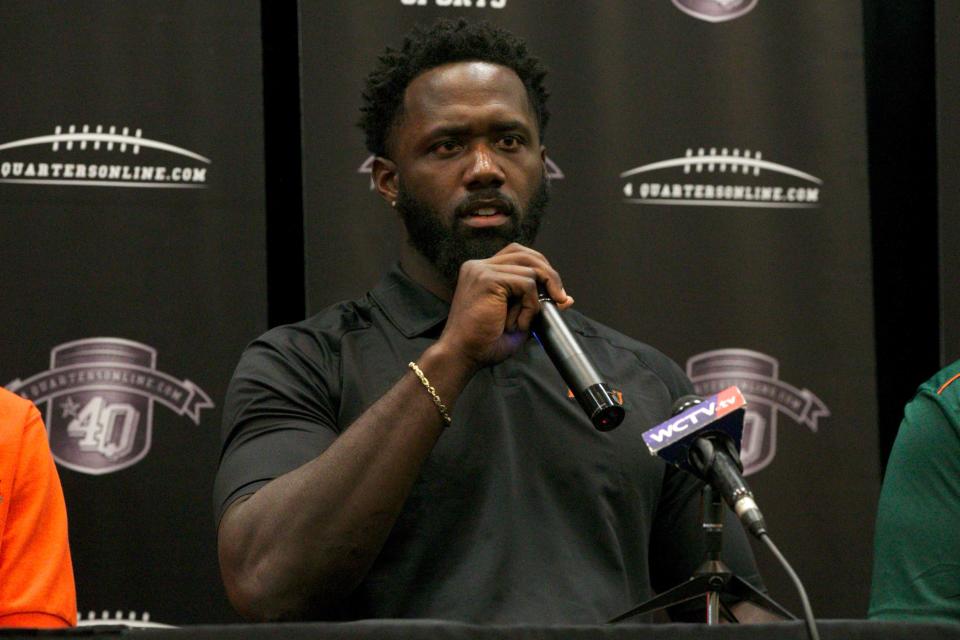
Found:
[2,620,959,640]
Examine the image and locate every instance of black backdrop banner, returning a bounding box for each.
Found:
[938,0,959,364]
[299,1,878,618]
[0,0,885,625]
[0,1,266,625]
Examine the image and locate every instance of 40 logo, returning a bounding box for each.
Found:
[6,338,213,475]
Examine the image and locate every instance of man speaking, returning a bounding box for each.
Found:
[214,18,766,623]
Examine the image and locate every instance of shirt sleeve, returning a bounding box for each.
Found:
[869,390,960,621]
[0,403,77,628]
[213,326,341,524]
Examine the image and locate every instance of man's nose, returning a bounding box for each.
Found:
[463,144,506,188]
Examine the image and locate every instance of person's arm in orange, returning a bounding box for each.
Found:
[0,390,77,628]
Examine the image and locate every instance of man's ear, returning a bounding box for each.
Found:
[372,156,399,206]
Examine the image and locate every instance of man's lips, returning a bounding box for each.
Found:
[457,198,513,226]
[461,211,510,227]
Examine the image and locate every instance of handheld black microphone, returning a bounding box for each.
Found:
[531,285,625,431]
[642,386,767,537]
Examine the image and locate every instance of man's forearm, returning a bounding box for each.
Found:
[218,341,476,621]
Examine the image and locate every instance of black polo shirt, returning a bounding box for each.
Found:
[214,263,762,623]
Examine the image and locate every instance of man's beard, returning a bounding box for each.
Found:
[396,177,550,284]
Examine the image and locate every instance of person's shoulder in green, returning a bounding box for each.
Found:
[869,359,960,622]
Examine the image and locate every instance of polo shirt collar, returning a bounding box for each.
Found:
[370,263,450,338]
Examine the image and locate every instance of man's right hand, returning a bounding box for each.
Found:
[439,242,573,369]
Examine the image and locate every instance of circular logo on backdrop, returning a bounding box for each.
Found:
[672,0,758,23]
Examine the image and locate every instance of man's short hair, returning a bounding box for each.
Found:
[359,18,550,158]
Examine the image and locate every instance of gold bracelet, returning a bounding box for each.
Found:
[408,361,453,426]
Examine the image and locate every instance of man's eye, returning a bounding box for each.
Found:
[434,141,461,154]
[499,136,523,149]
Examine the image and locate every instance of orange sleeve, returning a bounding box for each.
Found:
[0,401,77,628]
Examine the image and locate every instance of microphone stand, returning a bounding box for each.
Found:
[608,485,795,624]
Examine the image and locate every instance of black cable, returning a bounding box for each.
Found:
[760,532,820,640]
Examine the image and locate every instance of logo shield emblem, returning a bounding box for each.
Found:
[687,349,829,476]
[6,337,213,475]
[47,340,155,474]
[672,0,759,23]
